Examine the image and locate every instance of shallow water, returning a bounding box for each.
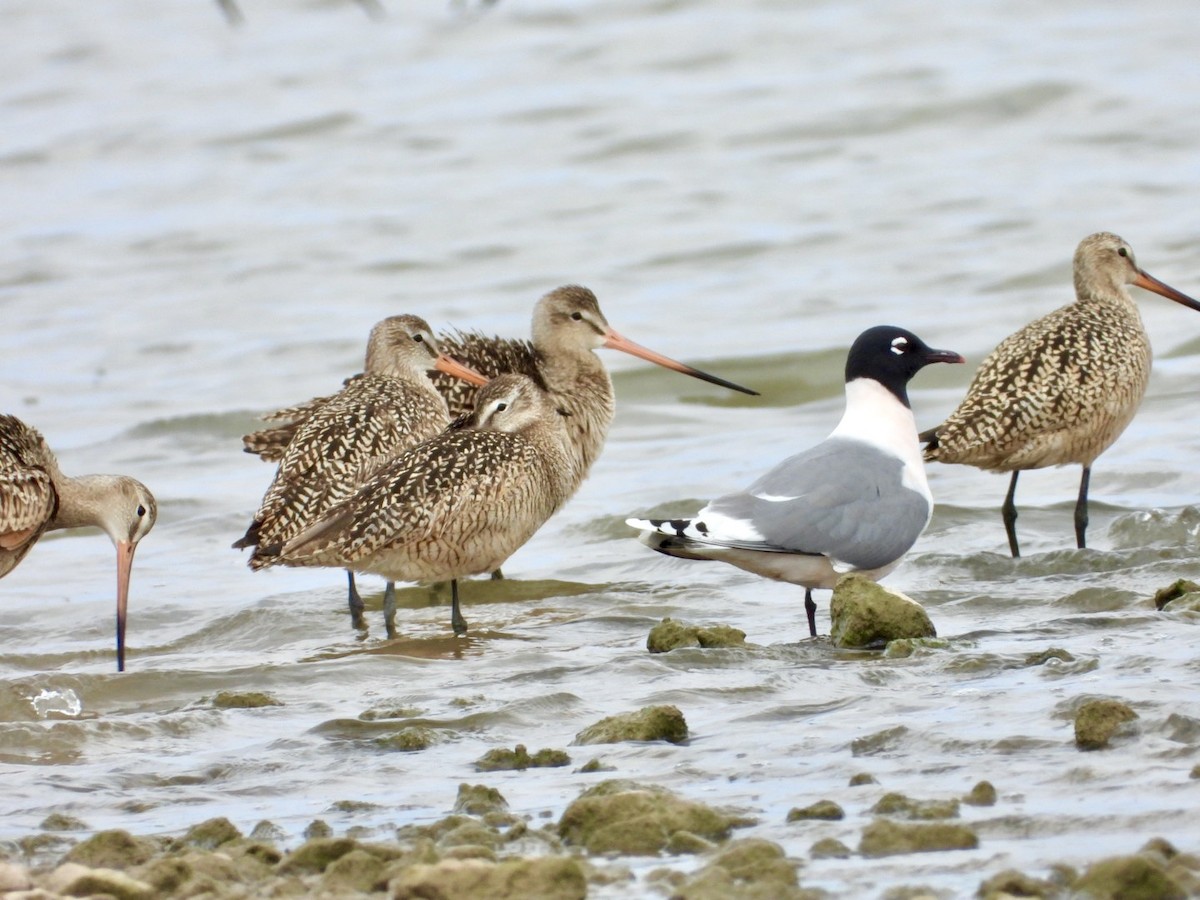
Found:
[3,0,1200,894]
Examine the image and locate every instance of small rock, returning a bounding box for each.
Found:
[1153,579,1200,611]
[573,705,688,745]
[646,618,747,653]
[977,868,1059,900]
[672,838,803,898]
[277,837,358,874]
[63,829,156,869]
[1074,699,1139,750]
[376,727,436,752]
[578,757,614,773]
[666,831,716,855]
[829,573,936,648]
[786,800,844,821]
[475,744,571,772]
[810,837,853,859]
[182,816,242,850]
[250,820,286,842]
[1191,764,1200,780]
[1073,853,1186,899]
[61,866,156,900]
[963,781,997,806]
[849,772,879,786]
[39,813,88,832]
[211,690,282,709]
[858,819,978,857]
[304,819,333,839]
[851,725,909,757]
[321,848,385,894]
[0,861,32,892]
[389,856,586,900]
[454,784,509,816]
[870,792,959,820]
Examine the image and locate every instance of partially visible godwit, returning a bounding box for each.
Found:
[0,415,157,671]
[234,315,487,631]
[430,285,758,495]
[922,232,1200,557]
[628,326,963,638]
[254,373,573,637]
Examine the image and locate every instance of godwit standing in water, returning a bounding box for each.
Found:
[0,415,157,671]
[628,327,963,637]
[922,232,1200,557]
[234,315,487,631]
[255,374,573,637]
[430,285,758,495]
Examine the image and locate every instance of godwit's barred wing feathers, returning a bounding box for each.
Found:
[0,417,57,571]
[430,329,541,419]
[923,300,1150,472]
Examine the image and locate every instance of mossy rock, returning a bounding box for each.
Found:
[963,781,997,807]
[182,816,242,850]
[40,813,88,832]
[390,856,587,900]
[849,772,879,786]
[475,744,571,772]
[250,820,286,842]
[786,800,844,822]
[211,690,283,709]
[59,867,156,900]
[63,829,157,869]
[851,725,909,757]
[558,780,745,855]
[870,792,959,820]
[858,819,978,857]
[1074,699,1139,750]
[376,726,437,752]
[671,838,809,899]
[304,819,333,839]
[439,821,503,850]
[1073,854,1186,899]
[276,837,358,874]
[810,837,853,859]
[830,574,936,648]
[454,783,509,816]
[977,868,1060,899]
[573,705,688,745]
[578,757,614,774]
[647,618,747,653]
[320,848,385,894]
[1152,579,1200,611]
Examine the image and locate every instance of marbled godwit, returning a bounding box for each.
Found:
[0,415,157,671]
[234,315,487,631]
[922,232,1200,557]
[628,327,963,637]
[254,374,573,637]
[430,285,758,494]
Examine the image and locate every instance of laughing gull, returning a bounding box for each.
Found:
[923,232,1200,557]
[627,326,963,637]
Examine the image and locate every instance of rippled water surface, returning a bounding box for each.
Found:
[3,0,1200,894]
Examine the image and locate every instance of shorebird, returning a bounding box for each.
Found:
[430,285,758,493]
[627,326,963,637]
[234,315,487,631]
[0,415,157,671]
[922,232,1200,557]
[254,374,573,637]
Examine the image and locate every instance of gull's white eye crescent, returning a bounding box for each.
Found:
[891,336,908,355]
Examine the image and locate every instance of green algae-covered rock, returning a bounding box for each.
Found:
[182,816,242,850]
[870,792,960,820]
[646,618,747,653]
[963,780,997,807]
[558,780,744,856]
[376,727,437,752]
[578,757,614,774]
[276,837,358,874]
[858,819,978,857]
[475,744,572,772]
[810,837,853,859]
[60,866,156,900]
[671,838,809,899]
[40,813,88,832]
[211,690,283,709]
[573,705,688,745]
[390,856,586,900]
[250,820,285,842]
[454,783,509,816]
[1153,579,1200,611]
[320,848,385,894]
[851,725,909,757]
[63,829,157,870]
[304,819,333,839]
[849,772,879,786]
[830,574,936,648]
[1075,699,1139,750]
[977,868,1059,899]
[1073,854,1186,899]
[786,800,844,821]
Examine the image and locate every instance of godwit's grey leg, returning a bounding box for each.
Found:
[804,589,817,638]
[383,581,397,639]
[347,571,366,630]
[1003,471,1021,558]
[1075,466,1091,549]
[450,580,468,636]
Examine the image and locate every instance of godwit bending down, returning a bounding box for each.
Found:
[922,232,1200,557]
[254,374,573,637]
[233,315,487,631]
[628,327,963,637]
[430,285,758,494]
[0,415,157,671]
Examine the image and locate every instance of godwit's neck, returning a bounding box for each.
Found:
[49,474,125,539]
[536,349,615,485]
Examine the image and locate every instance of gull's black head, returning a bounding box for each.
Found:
[844,325,964,407]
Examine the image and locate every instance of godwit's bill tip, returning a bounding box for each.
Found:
[115,539,135,673]
[602,329,759,396]
[434,354,490,387]
[1134,269,1200,313]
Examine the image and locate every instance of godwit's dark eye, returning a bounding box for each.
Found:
[413,333,425,342]
[137,505,146,517]
[570,312,583,321]
[496,402,508,412]
[1117,247,1128,258]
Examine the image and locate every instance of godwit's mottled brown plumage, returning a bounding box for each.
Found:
[0,415,157,671]
[234,315,487,629]
[923,232,1200,556]
[430,285,758,494]
[255,374,573,637]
